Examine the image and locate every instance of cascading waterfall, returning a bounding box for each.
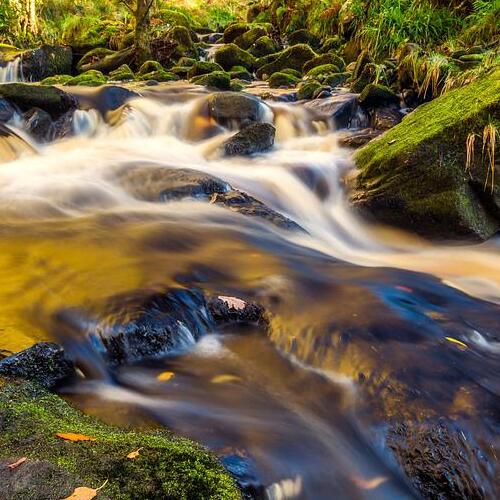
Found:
[0,58,22,83]
[0,87,499,498]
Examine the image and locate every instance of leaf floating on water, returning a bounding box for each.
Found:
[7,457,27,469]
[157,371,175,382]
[445,337,468,350]
[211,374,243,384]
[126,448,143,460]
[56,433,97,442]
[352,475,388,489]
[395,285,413,293]
[218,296,246,311]
[63,480,108,500]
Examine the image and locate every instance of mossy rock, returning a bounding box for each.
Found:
[353,50,374,81]
[0,379,240,499]
[351,63,377,93]
[230,68,253,82]
[320,37,342,54]
[254,52,280,70]
[297,80,322,100]
[358,84,400,108]
[138,60,164,76]
[76,48,115,72]
[352,68,500,240]
[322,72,350,88]
[66,70,107,87]
[306,64,340,80]
[191,71,231,90]
[0,83,75,118]
[177,57,197,67]
[77,47,135,75]
[303,53,345,74]
[170,66,190,78]
[118,31,135,51]
[187,61,224,79]
[223,23,251,43]
[138,70,178,83]
[214,44,256,71]
[169,26,194,48]
[109,64,135,82]
[234,26,268,50]
[268,72,300,88]
[256,44,316,79]
[19,45,73,82]
[230,80,246,92]
[40,75,73,86]
[249,36,280,58]
[287,29,321,49]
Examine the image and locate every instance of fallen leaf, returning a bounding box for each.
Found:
[63,480,108,500]
[395,285,413,293]
[126,448,143,460]
[352,475,388,489]
[157,371,175,382]
[445,337,468,350]
[56,433,97,442]
[218,296,246,311]
[7,457,27,469]
[211,374,242,384]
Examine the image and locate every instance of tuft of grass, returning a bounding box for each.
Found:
[482,123,498,193]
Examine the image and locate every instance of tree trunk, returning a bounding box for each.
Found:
[134,0,152,64]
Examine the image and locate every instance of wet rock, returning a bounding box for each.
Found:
[191,71,231,90]
[268,72,299,88]
[23,107,53,141]
[303,93,368,129]
[222,123,276,156]
[20,45,72,81]
[297,80,322,100]
[206,92,271,129]
[66,85,139,114]
[337,128,381,148]
[358,84,400,109]
[0,98,15,123]
[0,342,75,389]
[256,44,316,79]
[0,84,76,118]
[387,420,493,499]
[372,107,403,130]
[221,454,266,499]
[353,68,500,240]
[208,296,266,325]
[214,44,256,71]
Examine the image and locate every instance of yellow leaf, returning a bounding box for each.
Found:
[157,371,175,382]
[352,475,388,490]
[63,480,108,500]
[7,457,27,469]
[218,296,246,311]
[126,448,142,460]
[445,337,468,350]
[211,374,242,384]
[56,433,97,442]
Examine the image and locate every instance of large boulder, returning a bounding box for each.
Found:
[191,71,231,90]
[20,45,72,81]
[214,44,256,71]
[222,122,276,156]
[234,26,268,50]
[77,46,135,74]
[352,68,500,240]
[256,44,316,79]
[0,84,76,118]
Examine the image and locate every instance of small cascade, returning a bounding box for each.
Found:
[0,58,23,84]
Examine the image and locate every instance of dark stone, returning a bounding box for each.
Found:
[0,84,76,118]
[387,420,493,499]
[358,84,400,109]
[65,85,139,115]
[0,98,16,123]
[372,107,403,130]
[0,342,75,389]
[23,108,53,141]
[337,128,382,148]
[208,296,266,325]
[222,122,276,156]
[20,45,72,81]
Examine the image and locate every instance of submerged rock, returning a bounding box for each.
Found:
[222,122,276,156]
[0,342,75,389]
[23,107,53,141]
[0,380,240,499]
[353,68,500,240]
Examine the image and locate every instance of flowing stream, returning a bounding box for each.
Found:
[0,84,499,498]
[0,58,22,83]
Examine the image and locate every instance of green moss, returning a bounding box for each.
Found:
[138,60,164,76]
[234,26,268,50]
[66,70,107,87]
[297,80,322,100]
[256,44,316,79]
[0,380,240,500]
[306,64,340,80]
[40,75,73,86]
[358,84,400,108]
[281,68,302,79]
[354,68,500,240]
[287,29,320,48]
[303,54,345,74]
[320,37,342,54]
[353,50,373,81]
[109,64,135,82]
[230,68,253,82]
[351,63,377,93]
[214,44,256,71]
[322,72,350,87]
[187,61,224,79]
[223,23,251,43]
[177,57,197,67]
[76,48,115,72]
[138,70,178,82]
[268,72,300,88]
[191,71,231,90]
[249,36,279,58]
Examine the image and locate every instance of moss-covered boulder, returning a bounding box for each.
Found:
[351,63,377,93]
[109,64,135,82]
[214,44,256,71]
[358,84,400,108]
[230,67,253,82]
[320,36,342,54]
[77,47,135,75]
[177,56,197,67]
[66,70,107,87]
[137,60,164,76]
[352,68,500,240]
[187,61,224,79]
[0,83,75,117]
[306,64,340,81]
[249,35,279,58]
[138,70,178,83]
[0,379,240,499]
[323,72,351,88]
[287,29,321,49]
[19,45,73,81]
[268,72,300,88]
[256,44,316,79]
[191,71,231,90]
[297,80,322,100]
[223,23,251,44]
[40,75,73,86]
[76,48,115,72]
[234,26,268,50]
[303,53,345,74]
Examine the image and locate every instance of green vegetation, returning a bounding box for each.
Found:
[0,378,240,499]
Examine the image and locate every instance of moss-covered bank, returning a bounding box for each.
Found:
[0,378,240,500]
[352,68,500,240]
